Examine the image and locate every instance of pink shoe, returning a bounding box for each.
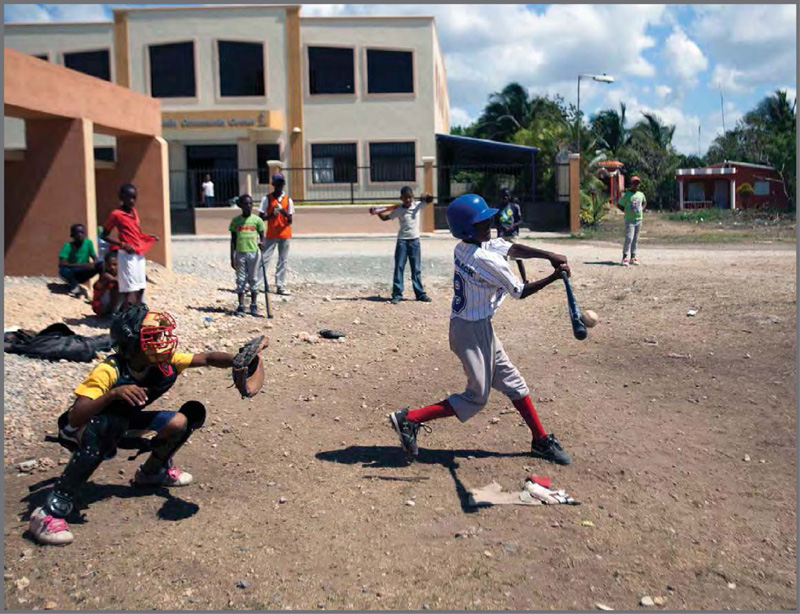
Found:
[134,465,193,487]
[621,257,630,267]
[631,257,640,266]
[29,507,74,545]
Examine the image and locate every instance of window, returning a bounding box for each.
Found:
[149,42,196,98]
[308,47,354,95]
[311,143,357,184]
[366,49,413,94]
[218,41,265,97]
[94,147,115,162]
[369,142,416,182]
[257,144,281,184]
[64,49,110,81]
[687,181,705,201]
[753,181,770,196]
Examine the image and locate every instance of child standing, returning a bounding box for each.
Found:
[617,176,646,266]
[378,186,433,304]
[258,173,294,296]
[229,194,266,316]
[101,183,159,307]
[58,223,102,297]
[29,304,242,545]
[388,194,572,465]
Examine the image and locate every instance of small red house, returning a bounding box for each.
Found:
[675,161,790,211]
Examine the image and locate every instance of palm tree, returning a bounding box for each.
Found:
[632,112,676,149]
[591,103,630,156]
[474,83,533,142]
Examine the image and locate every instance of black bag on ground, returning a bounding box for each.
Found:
[4,323,112,362]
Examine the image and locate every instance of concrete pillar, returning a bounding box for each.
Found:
[568,153,581,233]
[97,135,171,270]
[730,178,736,210]
[5,117,96,276]
[422,156,435,233]
[678,178,684,210]
[237,137,255,197]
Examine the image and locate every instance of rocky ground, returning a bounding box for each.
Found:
[3,235,797,611]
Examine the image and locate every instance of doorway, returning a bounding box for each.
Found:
[713,179,730,209]
[186,144,238,207]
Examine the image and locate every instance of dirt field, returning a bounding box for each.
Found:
[3,237,796,611]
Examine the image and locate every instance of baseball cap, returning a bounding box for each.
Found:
[630,176,641,183]
[272,173,285,183]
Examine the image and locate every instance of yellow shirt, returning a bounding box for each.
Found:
[74,352,194,399]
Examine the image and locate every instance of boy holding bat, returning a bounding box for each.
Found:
[388,194,573,465]
[374,186,433,304]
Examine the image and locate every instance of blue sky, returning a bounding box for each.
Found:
[4,4,796,155]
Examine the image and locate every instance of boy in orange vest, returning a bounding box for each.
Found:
[258,173,294,296]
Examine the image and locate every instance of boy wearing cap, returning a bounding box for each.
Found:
[617,176,646,266]
[258,173,294,295]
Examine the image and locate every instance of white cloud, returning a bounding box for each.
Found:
[4,4,110,23]
[655,85,672,100]
[662,27,707,88]
[4,5,53,22]
[449,107,474,128]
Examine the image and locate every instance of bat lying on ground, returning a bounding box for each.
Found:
[560,270,587,341]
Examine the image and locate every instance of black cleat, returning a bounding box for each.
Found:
[531,433,572,465]
[417,295,432,303]
[388,408,421,461]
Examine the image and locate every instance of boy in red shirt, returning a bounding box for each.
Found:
[101,184,159,307]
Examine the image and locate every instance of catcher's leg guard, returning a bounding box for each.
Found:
[141,401,206,473]
[45,413,128,518]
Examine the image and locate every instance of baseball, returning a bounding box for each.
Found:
[581,309,599,328]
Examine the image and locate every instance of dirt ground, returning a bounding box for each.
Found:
[3,238,797,611]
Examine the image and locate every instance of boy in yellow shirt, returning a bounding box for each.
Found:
[29,304,242,546]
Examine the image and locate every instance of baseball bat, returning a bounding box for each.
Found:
[259,251,273,319]
[369,205,400,215]
[560,270,587,340]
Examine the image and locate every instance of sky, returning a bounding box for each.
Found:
[4,3,797,156]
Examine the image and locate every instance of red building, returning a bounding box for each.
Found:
[675,161,790,211]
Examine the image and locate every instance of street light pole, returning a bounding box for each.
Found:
[576,73,615,177]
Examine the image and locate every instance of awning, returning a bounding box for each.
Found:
[436,133,539,166]
[676,167,736,177]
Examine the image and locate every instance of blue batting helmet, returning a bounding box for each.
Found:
[446,194,498,240]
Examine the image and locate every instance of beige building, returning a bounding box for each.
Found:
[5,5,450,232]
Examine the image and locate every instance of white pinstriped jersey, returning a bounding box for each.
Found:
[450,238,524,321]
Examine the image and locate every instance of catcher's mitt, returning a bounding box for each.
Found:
[232,335,269,398]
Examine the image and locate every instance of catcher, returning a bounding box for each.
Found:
[29,304,268,546]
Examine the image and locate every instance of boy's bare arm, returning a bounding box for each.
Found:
[519,263,569,299]
[230,233,237,268]
[507,243,567,267]
[70,387,148,427]
[190,352,235,369]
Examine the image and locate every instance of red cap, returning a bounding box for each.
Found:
[630,176,641,183]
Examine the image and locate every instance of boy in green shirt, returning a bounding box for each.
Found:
[616,176,647,266]
[58,224,102,297]
[229,195,266,316]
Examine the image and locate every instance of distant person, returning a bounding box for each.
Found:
[378,186,433,304]
[258,173,294,296]
[91,251,119,317]
[495,188,522,239]
[617,176,646,266]
[201,174,215,208]
[58,223,102,298]
[229,194,266,316]
[97,225,110,263]
[101,183,159,307]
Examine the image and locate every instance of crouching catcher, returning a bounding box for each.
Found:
[30,304,268,546]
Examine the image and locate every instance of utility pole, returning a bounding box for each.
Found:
[719,84,726,133]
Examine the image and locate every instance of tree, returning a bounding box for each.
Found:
[590,103,630,157]
[473,82,533,142]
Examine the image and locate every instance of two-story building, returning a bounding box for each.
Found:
[4,5,450,232]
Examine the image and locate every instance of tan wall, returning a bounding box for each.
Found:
[194,205,406,236]
[5,117,95,276]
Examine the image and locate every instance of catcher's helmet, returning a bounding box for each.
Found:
[110,305,178,374]
[446,194,498,240]
[110,304,149,358]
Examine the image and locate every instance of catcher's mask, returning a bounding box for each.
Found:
[140,310,178,374]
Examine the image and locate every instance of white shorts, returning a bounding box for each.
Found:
[117,251,146,293]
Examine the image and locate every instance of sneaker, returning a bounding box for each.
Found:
[621,257,630,267]
[29,507,74,546]
[531,434,572,465]
[250,304,261,317]
[417,295,432,303]
[67,285,81,298]
[390,297,402,305]
[276,288,291,296]
[388,408,422,460]
[133,465,193,487]
[235,304,246,316]
[631,257,640,266]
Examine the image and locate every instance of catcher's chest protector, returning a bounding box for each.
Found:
[103,355,178,414]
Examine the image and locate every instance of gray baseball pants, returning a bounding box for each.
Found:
[445,317,529,422]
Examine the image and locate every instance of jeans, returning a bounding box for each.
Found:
[392,238,427,299]
[59,265,99,289]
[261,238,290,290]
[623,221,642,257]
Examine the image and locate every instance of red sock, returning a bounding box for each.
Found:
[407,401,455,423]
[512,396,547,440]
